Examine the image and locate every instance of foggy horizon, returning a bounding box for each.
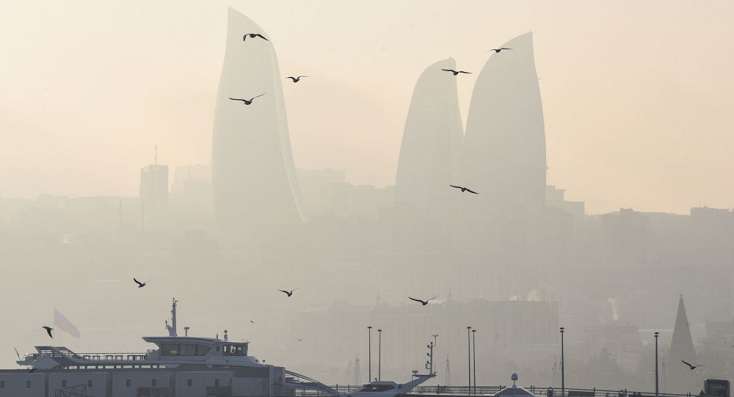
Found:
[2,1,734,214]
[1,2,734,397]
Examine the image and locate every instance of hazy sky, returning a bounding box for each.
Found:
[1,0,733,213]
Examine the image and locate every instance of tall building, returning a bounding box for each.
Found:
[211,8,302,239]
[461,32,547,216]
[170,164,213,229]
[140,148,169,227]
[665,295,700,393]
[395,58,463,217]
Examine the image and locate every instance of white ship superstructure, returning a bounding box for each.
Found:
[1,299,333,397]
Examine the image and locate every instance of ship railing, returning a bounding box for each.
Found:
[294,384,362,396]
[76,352,149,362]
[31,351,149,362]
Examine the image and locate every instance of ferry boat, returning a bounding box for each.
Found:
[0,298,335,397]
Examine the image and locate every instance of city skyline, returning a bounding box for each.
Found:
[1,3,733,395]
[2,1,734,213]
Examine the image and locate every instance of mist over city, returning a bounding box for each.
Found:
[1,2,733,397]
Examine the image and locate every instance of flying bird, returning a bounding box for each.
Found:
[243,33,268,42]
[449,185,478,194]
[287,75,308,83]
[42,326,53,338]
[490,47,512,54]
[279,289,295,297]
[229,94,265,106]
[681,360,701,370]
[409,297,433,306]
[297,338,304,342]
[133,278,146,288]
[250,320,255,324]
[441,68,471,76]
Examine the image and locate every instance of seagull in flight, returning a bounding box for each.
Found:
[243,33,268,42]
[133,278,146,288]
[297,338,304,342]
[279,289,295,297]
[229,94,265,106]
[42,326,54,338]
[441,68,471,76]
[490,47,512,54]
[681,360,701,370]
[409,297,434,306]
[287,75,308,83]
[250,320,255,324]
[449,185,478,194]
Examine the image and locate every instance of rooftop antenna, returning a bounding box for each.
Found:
[224,330,229,341]
[184,326,190,337]
[165,298,178,336]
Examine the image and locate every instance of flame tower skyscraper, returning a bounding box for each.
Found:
[461,32,547,217]
[211,9,302,240]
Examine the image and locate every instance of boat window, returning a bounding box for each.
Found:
[195,345,210,356]
[222,344,246,356]
[126,379,131,388]
[180,344,196,356]
[26,380,31,388]
[160,343,180,356]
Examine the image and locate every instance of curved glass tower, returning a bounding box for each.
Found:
[211,8,302,238]
[461,32,547,216]
[395,57,463,217]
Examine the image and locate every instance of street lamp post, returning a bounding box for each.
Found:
[432,334,439,377]
[378,329,382,381]
[472,329,477,396]
[433,334,439,365]
[654,331,659,397]
[368,326,372,383]
[560,327,565,397]
[467,326,472,395]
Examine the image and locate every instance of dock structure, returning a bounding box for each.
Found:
[404,385,695,397]
[294,384,702,397]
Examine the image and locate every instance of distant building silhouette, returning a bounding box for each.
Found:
[395,58,463,217]
[211,8,302,241]
[297,168,348,218]
[665,295,700,393]
[140,149,169,229]
[600,209,651,266]
[546,185,585,219]
[461,32,547,216]
[170,164,213,229]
